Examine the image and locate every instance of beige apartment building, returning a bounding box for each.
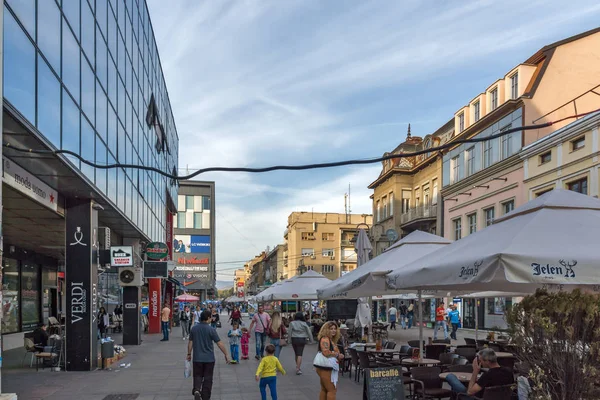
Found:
[263,245,286,284]
[368,122,454,256]
[244,252,265,296]
[282,212,373,280]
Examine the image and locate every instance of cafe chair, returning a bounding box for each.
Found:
[425,344,447,360]
[464,338,477,346]
[451,357,469,366]
[446,364,473,373]
[438,353,459,371]
[455,347,477,363]
[357,351,378,383]
[457,384,515,400]
[433,338,451,344]
[22,338,37,368]
[348,348,361,382]
[408,340,426,349]
[411,366,452,399]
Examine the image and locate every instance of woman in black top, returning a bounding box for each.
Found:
[210,309,220,328]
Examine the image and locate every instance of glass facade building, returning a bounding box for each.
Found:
[4,0,179,241]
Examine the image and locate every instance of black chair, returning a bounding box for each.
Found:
[476,340,490,350]
[452,357,469,366]
[385,341,397,350]
[425,344,447,360]
[408,340,426,348]
[465,338,477,346]
[446,364,474,373]
[438,353,459,371]
[433,338,451,344]
[456,347,477,363]
[411,366,452,399]
[348,348,360,381]
[457,384,515,400]
[497,356,516,371]
[356,351,378,383]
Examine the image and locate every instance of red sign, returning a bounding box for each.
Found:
[237,282,244,287]
[148,278,161,334]
[166,211,173,261]
[177,257,209,265]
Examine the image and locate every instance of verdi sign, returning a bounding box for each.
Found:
[146,242,169,260]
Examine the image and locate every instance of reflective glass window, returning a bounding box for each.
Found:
[2,259,20,334]
[37,56,61,147]
[108,57,117,108]
[118,168,125,211]
[107,154,117,203]
[118,78,126,123]
[118,0,126,32]
[81,1,95,68]
[81,119,95,182]
[107,104,117,155]
[107,7,117,58]
[4,11,35,123]
[62,19,81,104]
[96,82,107,142]
[6,0,35,38]
[21,264,40,331]
[82,59,95,124]
[117,122,126,163]
[62,90,81,159]
[62,0,80,40]
[96,0,107,37]
[118,33,125,79]
[37,0,61,74]
[95,135,107,194]
[96,26,107,89]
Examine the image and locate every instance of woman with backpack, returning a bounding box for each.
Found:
[268,312,287,358]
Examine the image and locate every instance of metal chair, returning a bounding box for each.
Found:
[457,384,515,400]
[455,347,477,363]
[411,366,452,399]
[22,338,37,368]
[438,353,459,371]
[433,338,451,344]
[348,348,360,381]
[464,338,477,346]
[408,340,426,348]
[356,351,379,383]
[452,357,469,366]
[425,344,447,360]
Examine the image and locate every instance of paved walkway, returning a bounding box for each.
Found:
[3,314,363,400]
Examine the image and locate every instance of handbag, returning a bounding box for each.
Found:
[279,327,287,347]
[216,321,222,328]
[313,352,330,368]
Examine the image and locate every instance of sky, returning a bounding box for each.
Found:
[146,0,600,284]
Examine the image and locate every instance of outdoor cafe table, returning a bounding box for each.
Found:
[401,358,440,367]
[439,372,481,383]
[366,349,402,355]
[353,343,377,349]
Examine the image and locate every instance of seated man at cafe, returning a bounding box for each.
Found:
[446,348,514,399]
[33,323,49,351]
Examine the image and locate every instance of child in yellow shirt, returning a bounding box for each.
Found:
[255,344,286,400]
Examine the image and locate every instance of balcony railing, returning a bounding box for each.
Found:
[400,203,437,225]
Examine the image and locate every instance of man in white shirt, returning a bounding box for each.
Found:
[388,305,398,330]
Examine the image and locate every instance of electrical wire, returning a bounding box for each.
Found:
[4,109,598,180]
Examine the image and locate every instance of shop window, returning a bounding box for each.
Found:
[2,259,20,333]
[21,264,40,331]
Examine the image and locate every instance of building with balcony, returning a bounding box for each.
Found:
[283,212,372,280]
[368,122,454,255]
[263,245,285,285]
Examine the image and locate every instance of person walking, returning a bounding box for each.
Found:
[399,301,408,330]
[97,307,109,339]
[267,312,287,358]
[229,306,242,327]
[210,309,220,329]
[241,327,251,360]
[249,305,271,360]
[256,344,286,400]
[434,302,448,340]
[289,312,314,375]
[314,321,344,400]
[449,305,461,340]
[407,302,414,329]
[180,306,191,340]
[161,302,171,341]
[228,321,242,363]
[193,304,203,326]
[187,309,229,400]
[387,304,398,330]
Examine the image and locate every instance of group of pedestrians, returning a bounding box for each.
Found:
[434,301,462,340]
[387,300,415,330]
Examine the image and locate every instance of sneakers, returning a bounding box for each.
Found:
[296,369,303,375]
[193,390,201,400]
[255,355,260,360]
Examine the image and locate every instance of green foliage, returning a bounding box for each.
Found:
[506,290,600,400]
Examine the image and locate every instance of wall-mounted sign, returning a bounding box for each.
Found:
[111,246,133,266]
[143,261,169,278]
[3,156,58,212]
[177,256,209,265]
[174,235,210,254]
[146,242,169,260]
[125,303,136,309]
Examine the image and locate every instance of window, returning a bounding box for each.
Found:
[389,193,394,216]
[186,195,194,210]
[305,266,314,271]
[301,248,315,257]
[473,101,481,122]
[2,259,20,333]
[536,188,553,198]
[483,140,493,168]
[468,213,477,234]
[37,57,61,146]
[453,218,462,240]
[502,200,515,215]
[7,0,35,37]
[203,197,211,210]
[510,72,519,99]
[194,213,203,229]
[383,197,388,219]
[490,87,498,111]
[465,147,475,177]
[571,137,585,151]
[21,264,40,331]
[500,125,512,160]
[37,0,61,74]
[62,91,81,157]
[322,232,334,241]
[402,198,410,213]
[301,232,315,241]
[539,151,552,164]
[62,17,81,104]
[321,265,335,274]
[567,178,588,195]
[376,201,381,221]
[322,249,335,257]
[484,207,495,227]
[432,180,439,205]
[451,156,460,183]
[177,212,186,228]
[458,113,465,133]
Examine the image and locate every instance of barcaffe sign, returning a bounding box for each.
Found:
[146,242,169,260]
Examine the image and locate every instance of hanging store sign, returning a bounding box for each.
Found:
[111,246,133,266]
[2,156,58,212]
[146,242,169,260]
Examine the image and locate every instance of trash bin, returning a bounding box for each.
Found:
[101,340,115,359]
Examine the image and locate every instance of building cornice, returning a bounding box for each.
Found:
[523,151,600,184]
[368,154,441,189]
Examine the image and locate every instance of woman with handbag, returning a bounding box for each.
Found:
[313,321,344,400]
[268,312,287,358]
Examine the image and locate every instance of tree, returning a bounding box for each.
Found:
[505,289,600,399]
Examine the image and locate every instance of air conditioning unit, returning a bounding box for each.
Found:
[310,255,316,259]
[119,267,143,287]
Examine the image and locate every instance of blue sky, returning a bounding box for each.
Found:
[147,0,600,283]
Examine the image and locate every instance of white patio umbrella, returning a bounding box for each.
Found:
[387,189,600,293]
[353,228,373,337]
[264,270,331,301]
[317,231,451,299]
[255,277,298,302]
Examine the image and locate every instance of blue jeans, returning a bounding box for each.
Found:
[255,332,267,358]
[446,374,476,399]
[407,313,413,328]
[270,338,282,358]
[259,376,277,400]
[434,320,448,339]
[400,315,406,329]
[230,344,240,363]
[162,321,169,340]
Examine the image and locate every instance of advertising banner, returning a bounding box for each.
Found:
[174,235,210,254]
[148,278,161,334]
[173,253,212,290]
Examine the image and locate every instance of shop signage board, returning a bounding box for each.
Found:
[148,279,161,334]
[110,246,133,266]
[363,367,405,400]
[143,261,169,278]
[2,156,58,212]
[146,242,169,260]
